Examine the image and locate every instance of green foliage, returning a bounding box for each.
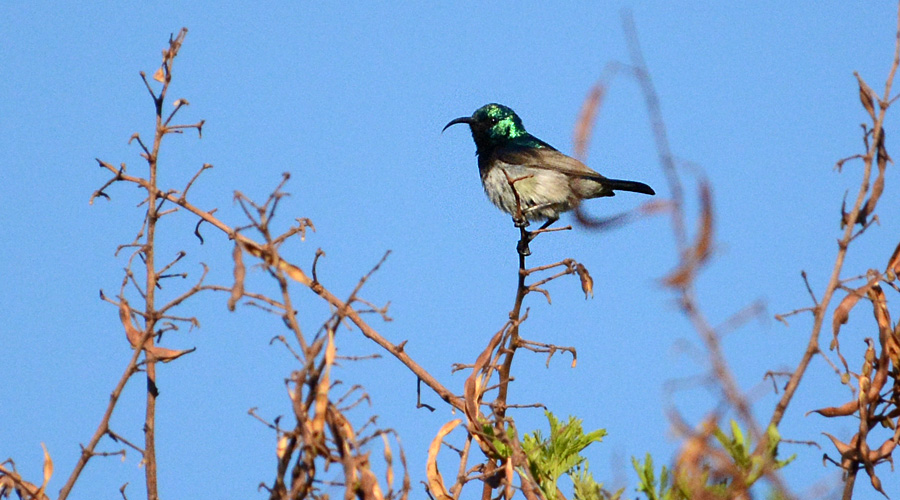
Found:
[571,464,624,500]
[633,454,681,500]
[522,411,607,500]
[479,420,516,458]
[632,421,795,500]
[571,465,603,500]
[766,489,790,500]
[712,421,796,487]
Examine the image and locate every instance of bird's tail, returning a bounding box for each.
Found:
[604,178,655,195]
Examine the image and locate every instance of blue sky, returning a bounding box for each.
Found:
[3,2,900,499]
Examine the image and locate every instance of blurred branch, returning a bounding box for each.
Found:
[622,10,686,251]
[616,10,799,499]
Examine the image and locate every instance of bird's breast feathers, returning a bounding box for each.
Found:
[480,159,575,221]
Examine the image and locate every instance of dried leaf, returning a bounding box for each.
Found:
[276,435,289,460]
[859,373,871,402]
[359,468,385,500]
[464,329,503,425]
[146,346,195,363]
[118,298,142,347]
[887,240,900,279]
[119,298,193,361]
[331,408,357,442]
[868,285,892,344]
[831,281,876,348]
[869,427,900,461]
[862,337,876,380]
[40,442,53,490]
[227,243,245,311]
[862,129,889,224]
[238,237,314,286]
[573,84,605,159]
[663,181,714,288]
[426,419,460,500]
[840,193,852,228]
[504,457,514,500]
[282,260,312,286]
[463,329,505,457]
[312,329,335,437]
[382,433,394,489]
[863,175,884,220]
[662,266,691,289]
[869,471,887,498]
[809,400,859,418]
[695,180,714,263]
[152,67,165,83]
[575,263,593,299]
[823,432,856,459]
[855,72,877,120]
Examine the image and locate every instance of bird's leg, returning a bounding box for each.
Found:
[533,217,559,234]
[516,236,531,256]
[517,217,558,256]
[532,217,558,237]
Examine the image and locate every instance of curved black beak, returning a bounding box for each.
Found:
[442,116,474,133]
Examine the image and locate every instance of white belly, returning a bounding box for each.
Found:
[481,163,574,221]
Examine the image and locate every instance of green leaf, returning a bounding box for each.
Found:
[480,422,512,458]
[523,411,607,500]
[632,454,665,500]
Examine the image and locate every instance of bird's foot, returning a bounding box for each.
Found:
[513,216,528,228]
[517,231,534,256]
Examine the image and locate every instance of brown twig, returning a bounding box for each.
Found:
[771,1,900,431]
[58,328,149,500]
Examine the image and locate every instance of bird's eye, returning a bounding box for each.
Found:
[489,117,500,125]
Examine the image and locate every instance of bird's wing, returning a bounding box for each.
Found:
[496,146,604,180]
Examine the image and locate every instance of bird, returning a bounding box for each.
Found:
[443,103,655,232]
[443,103,655,254]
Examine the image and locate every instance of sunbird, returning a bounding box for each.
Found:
[443,103,654,245]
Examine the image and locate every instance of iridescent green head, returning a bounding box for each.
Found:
[443,103,530,153]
